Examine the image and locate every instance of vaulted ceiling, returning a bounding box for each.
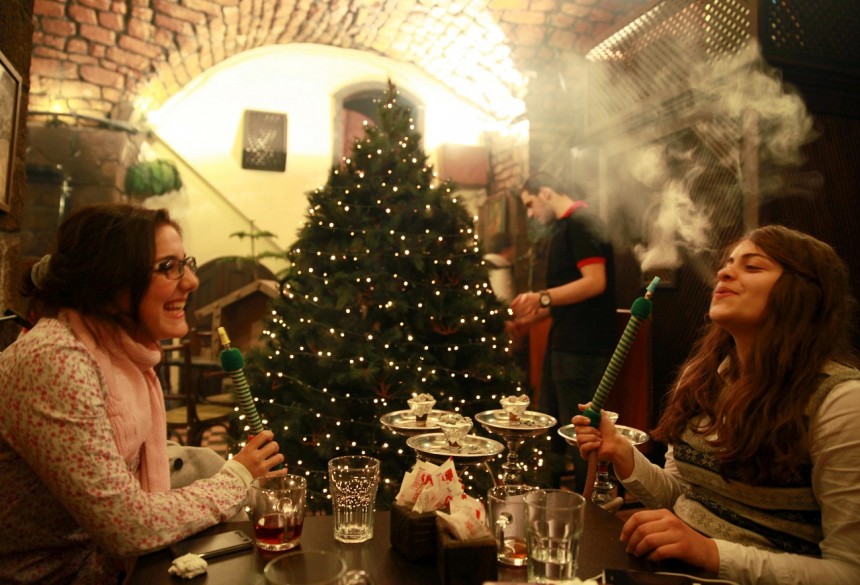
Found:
[28,0,652,125]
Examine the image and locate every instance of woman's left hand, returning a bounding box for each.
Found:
[232,430,286,479]
[620,508,720,574]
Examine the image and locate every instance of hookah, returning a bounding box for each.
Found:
[217,326,265,434]
[475,397,557,485]
[576,276,659,502]
[217,326,283,469]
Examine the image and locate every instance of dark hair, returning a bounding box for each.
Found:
[520,172,564,195]
[520,172,587,200]
[21,203,179,326]
[653,225,856,484]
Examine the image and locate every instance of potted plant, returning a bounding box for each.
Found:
[125,159,183,197]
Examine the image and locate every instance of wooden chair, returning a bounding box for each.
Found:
[199,371,238,407]
[185,329,237,408]
[161,339,235,446]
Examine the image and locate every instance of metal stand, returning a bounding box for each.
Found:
[475,410,557,485]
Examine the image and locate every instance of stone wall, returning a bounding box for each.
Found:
[27,0,651,122]
[1,0,35,348]
[22,125,141,265]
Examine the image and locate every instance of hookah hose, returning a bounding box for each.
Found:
[218,327,284,470]
[217,327,265,436]
[582,277,659,500]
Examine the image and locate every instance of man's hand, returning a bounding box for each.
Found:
[510,291,540,317]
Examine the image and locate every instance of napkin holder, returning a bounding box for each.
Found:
[435,518,497,585]
[390,503,438,562]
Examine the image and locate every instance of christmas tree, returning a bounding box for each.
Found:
[246,81,527,510]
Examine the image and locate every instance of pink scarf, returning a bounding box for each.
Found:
[63,309,170,492]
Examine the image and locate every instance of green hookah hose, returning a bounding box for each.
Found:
[582,276,659,499]
[217,327,265,435]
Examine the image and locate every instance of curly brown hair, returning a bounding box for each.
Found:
[652,225,857,484]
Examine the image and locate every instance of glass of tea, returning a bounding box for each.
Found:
[487,484,538,566]
[248,474,307,551]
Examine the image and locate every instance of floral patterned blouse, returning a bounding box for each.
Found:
[0,317,249,584]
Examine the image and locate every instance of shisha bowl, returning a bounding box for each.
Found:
[406,393,436,423]
[438,413,473,450]
[499,394,531,422]
[474,410,557,439]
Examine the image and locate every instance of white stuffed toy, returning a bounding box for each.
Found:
[167,441,228,489]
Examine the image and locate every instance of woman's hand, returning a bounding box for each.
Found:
[621,508,720,574]
[231,430,286,479]
[571,403,635,479]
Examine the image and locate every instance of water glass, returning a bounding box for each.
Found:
[487,484,537,566]
[247,474,307,552]
[264,550,373,585]
[328,456,380,543]
[524,489,586,584]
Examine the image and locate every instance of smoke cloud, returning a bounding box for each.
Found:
[567,40,818,274]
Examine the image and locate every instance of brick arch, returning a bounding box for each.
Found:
[29,0,651,126]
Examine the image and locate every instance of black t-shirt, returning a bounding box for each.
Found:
[546,209,617,355]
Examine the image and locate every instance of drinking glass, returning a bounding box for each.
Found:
[524,489,586,584]
[487,484,537,566]
[247,474,306,551]
[328,455,380,543]
[264,550,373,585]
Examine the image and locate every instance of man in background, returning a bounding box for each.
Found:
[511,172,617,493]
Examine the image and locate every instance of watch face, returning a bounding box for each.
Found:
[540,293,551,307]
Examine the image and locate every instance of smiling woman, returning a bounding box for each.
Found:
[573,225,860,585]
[708,239,784,353]
[0,203,285,585]
[138,225,199,344]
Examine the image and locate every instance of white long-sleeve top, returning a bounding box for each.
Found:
[622,370,860,585]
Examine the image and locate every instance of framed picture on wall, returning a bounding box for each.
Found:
[0,49,22,213]
[241,110,287,172]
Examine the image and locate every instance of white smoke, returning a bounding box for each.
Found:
[634,178,711,273]
[576,40,817,273]
[691,42,815,168]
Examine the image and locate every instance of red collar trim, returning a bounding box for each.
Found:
[560,200,589,219]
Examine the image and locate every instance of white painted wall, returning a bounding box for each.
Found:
[144,44,501,271]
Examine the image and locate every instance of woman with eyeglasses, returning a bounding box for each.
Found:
[573,225,860,584]
[0,204,285,584]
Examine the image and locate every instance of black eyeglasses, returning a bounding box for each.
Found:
[152,257,198,280]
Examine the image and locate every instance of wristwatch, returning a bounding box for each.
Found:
[538,290,552,308]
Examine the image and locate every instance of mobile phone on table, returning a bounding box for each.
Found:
[169,530,254,559]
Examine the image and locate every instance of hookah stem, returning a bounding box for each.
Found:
[217,327,265,435]
[582,277,659,500]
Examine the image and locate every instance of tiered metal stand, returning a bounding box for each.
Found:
[474,410,557,485]
[379,409,452,437]
[380,409,505,486]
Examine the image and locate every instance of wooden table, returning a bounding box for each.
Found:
[125,504,703,584]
